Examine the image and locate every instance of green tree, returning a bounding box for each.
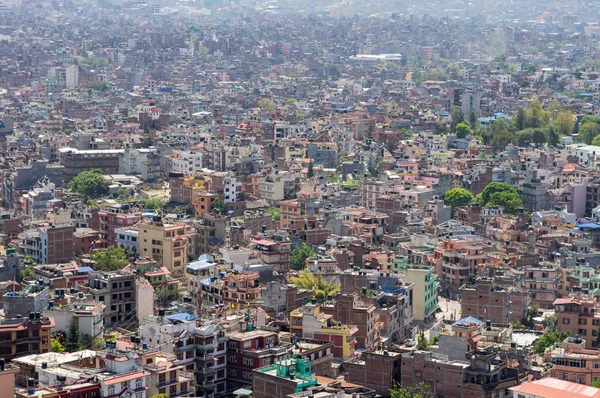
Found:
[307,161,314,178]
[68,169,108,198]
[285,98,297,106]
[289,269,340,300]
[514,108,526,130]
[455,123,472,139]
[554,110,575,136]
[480,182,519,206]
[534,331,569,354]
[592,135,600,146]
[488,191,524,215]
[592,379,600,388]
[469,111,477,127]
[266,206,280,221]
[51,338,65,353]
[532,128,547,147]
[450,106,464,131]
[517,130,532,147]
[258,98,275,111]
[391,382,432,398]
[151,395,171,398]
[66,316,80,352]
[547,125,560,146]
[211,196,226,214]
[290,244,316,270]
[92,246,129,271]
[579,121,600,144]
[444,188,474,209]
[19,266,35,282]
[143,197,167,210]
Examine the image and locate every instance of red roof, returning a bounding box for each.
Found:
[510,378,600,398]
[553,298,581,306]
[252,239,276,246]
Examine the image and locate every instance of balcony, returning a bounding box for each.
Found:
[157,378,179,388]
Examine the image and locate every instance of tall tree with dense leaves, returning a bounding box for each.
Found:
[68,169,108,198]
[532,129,547,147]
[66,316,80,352]
[444,188,474,208]
[488,191,524,214]
[514,108,526,130]
[391,382,433,398]
[580,122,600,145]
[92,246,130,271]
[290,244,316,270]
[554,110,575,136]
[480,182,519,206]
[450,106,464,131]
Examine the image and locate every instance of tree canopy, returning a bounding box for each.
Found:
[479,182,523,215]
[390,382,433,398]
[290,243,316,270]
[289,269,340,300]
[68,169,108,198]
[92,246,130,271]
[143,197,167,210]
[258,98,275,111]
[579,121,600,145]
[455,123,472,139]
[534,331,569,354]
[444,188,474,209]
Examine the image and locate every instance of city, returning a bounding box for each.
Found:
[0,0,600,397]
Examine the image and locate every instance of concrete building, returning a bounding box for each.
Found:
[116,225,140,253]
[253,355,318,398]
[320,294,378,350]
[14,160,65,190]
[58,148,123,181]
[65,64,79,89]
[95,208,141,247]
[43,297,104,338]
[138,218,189,277]
[392,257,439,322]
[86,270,138,328]
[168,150,204,175]
[4,284,49,320]
[0,316,54,360]
[120,147,161,181]
[509,378,600,398]
[344,347,403,397]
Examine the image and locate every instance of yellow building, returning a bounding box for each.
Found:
[290,303,357,360]
[139,219,189,277]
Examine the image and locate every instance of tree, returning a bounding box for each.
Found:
[51,338,65,353]
[391,382,432,398]
[266,206,280,221]
[444,188,474,209]
[455,123,472,139]
[92,246,129,271]
[469,111,477,127]
[79,334,105,350]
[532,128,546,147]
[514,108,526,130]
[289,269,340,300]
[554,110,575,136]
[579,121,600,145]
[480,182,519,206]
[66,316,80,352]
[547,125,560,146]
[534,331,569,354]
[488,191,524,215]
[151,395,170,398]
[307,161,314,178]
[211,196,226,214]
[290,244,316,271]
[257,98,275,111]
[592,135,600,146]
[517,130,532,147]
[592,379,600,388]
[450,106,464,131]
[19,266,35,282]
[68,169,108,198]
[143,197,167,210]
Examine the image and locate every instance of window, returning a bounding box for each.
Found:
[135,378,143,388]
[229,356,237,363]
[243,357,253,366]
[108,386,115,395]
[243,371,253,379]
[563,318,570,325]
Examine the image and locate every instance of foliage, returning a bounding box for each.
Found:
[390,382,432,398]
[68,169,108,198]
[290,244,316,271]
[151,395,171,398]
[289,269,340,300]
[79,334,105,350]
[266,206,280,221]
[143,197,167,210]
[532,129,546,147]
[579,121,600,145]
[480,182,517,205]
[455,123,472,139]
[591,135,600,146]
[479,182,523,215]
[444,188,474,209]
[211,196,226,214]
[450,106,464,131]
[66,316,80,352]
[534,331,569,354]
[257,98,275,111]
[84,80,110,92]
[285,98,297,106]
[76,56,109,70]
[521,307,542,328]
[416,332,429,351]
[51,338,65,353]
[542,315,557,332]
[547,125,560,146]
[554,110,575,136]
[92,246,130,271]
[592,379,600,388]
[19,266,35,282]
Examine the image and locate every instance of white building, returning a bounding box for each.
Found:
[65,65,79,89]
[168,150,204,175]
[566,143,600,165]
[43,300,105,338]
[116,226,139,254]
[120,147,160,181]
[140,313,197,370]
[224,176,242,203]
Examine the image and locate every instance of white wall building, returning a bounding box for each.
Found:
[168,150,203,175]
